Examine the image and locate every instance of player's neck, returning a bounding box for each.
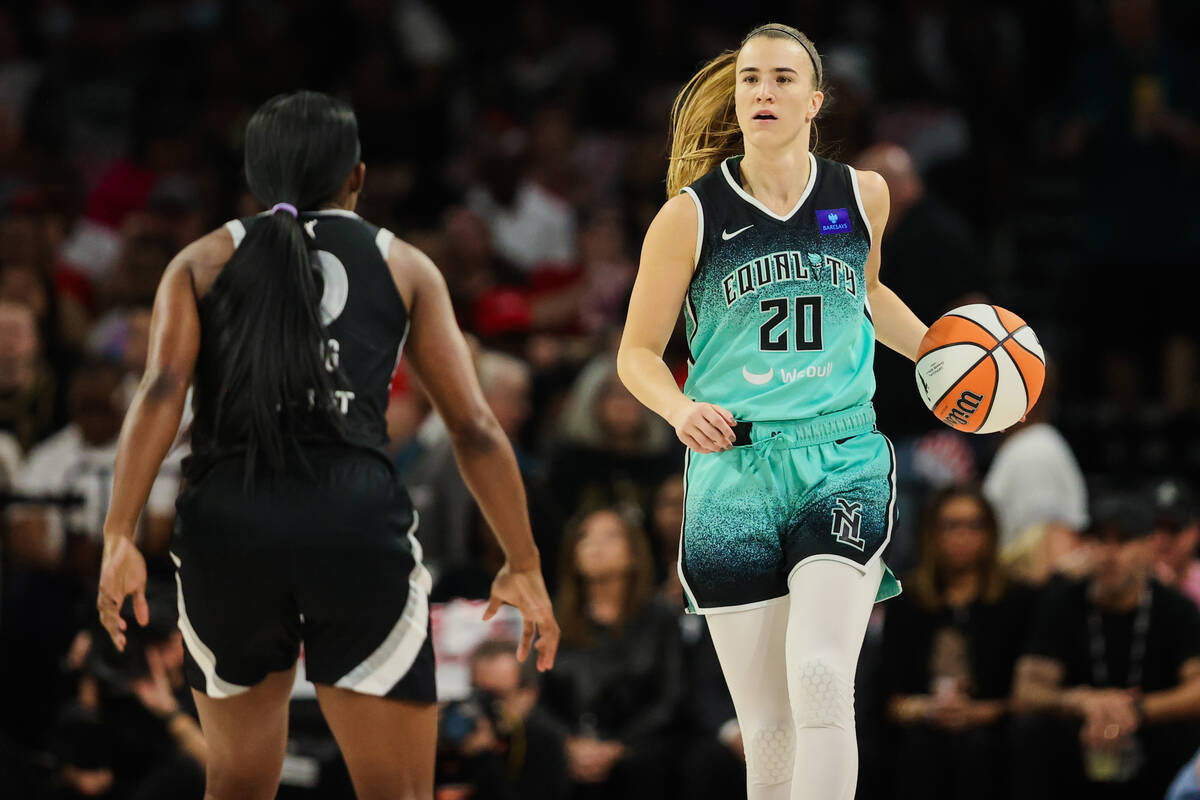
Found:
[739,145,811,211]
[319,192,358,212]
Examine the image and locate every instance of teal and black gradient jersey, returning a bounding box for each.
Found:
[681,152,875,421]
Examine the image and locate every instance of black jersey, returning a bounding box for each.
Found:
[188,209,407,475]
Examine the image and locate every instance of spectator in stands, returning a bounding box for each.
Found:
[880,485,1036,800]
[54,581,204,799]
[539,508,683,799]
[648,473,684,602]
[1150,478,1200,608]
[0,298,59,450]
[983,362,1089,553]
[1011,492,1200,798]
[853,142,979,440]
[436,638,567,800]
[408,349,564,593]
[548,356,681,527]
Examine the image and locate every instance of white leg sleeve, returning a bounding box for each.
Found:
[785,557,883,800]
[705,600,794,800]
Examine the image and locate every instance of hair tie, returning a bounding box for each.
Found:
[270,202,298,218]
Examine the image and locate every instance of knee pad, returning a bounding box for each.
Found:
[744,721,795,786]
[792,656,854,730]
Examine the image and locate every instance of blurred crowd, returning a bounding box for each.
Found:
[0,0,1198,798]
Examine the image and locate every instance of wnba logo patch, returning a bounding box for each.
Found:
[817,208,851,235]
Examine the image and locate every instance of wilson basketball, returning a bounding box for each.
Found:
[914,304,1045,434]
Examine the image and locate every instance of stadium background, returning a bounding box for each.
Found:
[0,0,1197,798]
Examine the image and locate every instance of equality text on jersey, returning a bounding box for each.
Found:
[722,250,859,308]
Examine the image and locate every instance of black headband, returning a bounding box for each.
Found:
[754,26,822,86]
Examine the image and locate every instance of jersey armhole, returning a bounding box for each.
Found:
[680,187,704,270]
[846,166,874,241]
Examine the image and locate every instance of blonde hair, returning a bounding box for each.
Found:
[666,23,825,198]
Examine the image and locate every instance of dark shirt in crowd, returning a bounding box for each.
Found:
[883,580,1038,702]
[879,580,1038,800]
[538,597,683,747]
[1016,576,1200,799]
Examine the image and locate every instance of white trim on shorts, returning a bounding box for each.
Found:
[679,449,792,616]
[677,448,703,613]
[170,551,252,699]
[333,512,433,696]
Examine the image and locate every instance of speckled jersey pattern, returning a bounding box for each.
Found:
[677,154,902,613]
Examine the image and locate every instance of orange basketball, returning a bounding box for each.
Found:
[914,304,1046,434]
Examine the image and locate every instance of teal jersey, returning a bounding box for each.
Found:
[681,153,876,421]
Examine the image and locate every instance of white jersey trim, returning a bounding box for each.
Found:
[847,165,873,241]
[224,219,246,249]
[720,151,818,223]
[308,208,361,218]
[375,227,396,263]
[680,187,704,270]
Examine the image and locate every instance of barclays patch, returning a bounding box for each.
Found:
[817,208,851,235]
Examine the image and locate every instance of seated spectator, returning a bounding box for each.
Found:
[54,581,204,800]
[538,508,683,800]
[677,616,743,800]
[1,359,179,752]
[7,358,177,574]
[880,485,1036,800]
[1011,493,1200,799]
[547,356,681,528]
[405,348,564,592]
[648,473,684,603]
[983,363,1089,552]
[1149,478,1200,608]
[0,299,60,451]
[853,143,979,441]
[436,638,567,800]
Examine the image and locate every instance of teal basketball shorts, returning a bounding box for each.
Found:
[679,403,903,614]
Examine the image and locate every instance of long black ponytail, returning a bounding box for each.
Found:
[201,91,361,476]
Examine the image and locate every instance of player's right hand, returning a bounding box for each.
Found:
[485,562,560,672]
[97,535,149,652]
[670,400,736,454]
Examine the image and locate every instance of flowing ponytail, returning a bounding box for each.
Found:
[666,23,826,199]
[200,91,360,476]
[667,50,740,199]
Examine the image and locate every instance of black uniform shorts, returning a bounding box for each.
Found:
[170,446,435,702]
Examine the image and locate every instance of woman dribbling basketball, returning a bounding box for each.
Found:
[618,24,929,799]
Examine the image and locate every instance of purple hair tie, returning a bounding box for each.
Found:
[270,202,298,217]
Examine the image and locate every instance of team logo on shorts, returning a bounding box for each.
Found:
[830,498,866,551]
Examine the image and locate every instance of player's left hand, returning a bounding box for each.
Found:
[485,562,560,671]
[97,535,149,652]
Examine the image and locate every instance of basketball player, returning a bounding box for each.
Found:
[617,24,929,800]
[95,92,558,800]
